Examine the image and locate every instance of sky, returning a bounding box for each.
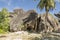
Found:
[0,0,60,14]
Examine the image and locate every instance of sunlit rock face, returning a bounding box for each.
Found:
[9,8,60,32]
[54,13,60,32]
[10,9,38,32]
[10,9,26,32]
[36,13,59,32]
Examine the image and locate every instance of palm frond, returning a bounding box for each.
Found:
[37,0,45,10]
[37,0,55,11]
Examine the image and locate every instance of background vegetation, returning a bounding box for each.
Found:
[0,8,10,33]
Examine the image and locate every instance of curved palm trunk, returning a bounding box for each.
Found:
[45,10,49,32]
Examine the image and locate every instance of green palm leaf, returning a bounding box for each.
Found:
[37,0,55,11]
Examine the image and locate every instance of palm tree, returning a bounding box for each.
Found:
[37,0,55,32]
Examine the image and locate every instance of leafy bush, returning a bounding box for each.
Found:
[0,8,10,33]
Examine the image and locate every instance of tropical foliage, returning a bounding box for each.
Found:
[0,8,10,33]
[37,0,55,11]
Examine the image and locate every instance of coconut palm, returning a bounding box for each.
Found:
[37,0,55,32]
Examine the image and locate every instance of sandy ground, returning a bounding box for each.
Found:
[0,31,42,40]
[0,31,60,40]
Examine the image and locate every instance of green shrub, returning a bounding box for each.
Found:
[0,8,10,33]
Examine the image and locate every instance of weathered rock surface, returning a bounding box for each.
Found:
[10,9,60,32]
[0,31,60,40]
[10,9,38,32]
[0,31,42,40]
[37,13,60,32]
[10,9,25,32]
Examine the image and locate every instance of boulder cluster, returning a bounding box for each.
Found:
[9,9,60,32]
